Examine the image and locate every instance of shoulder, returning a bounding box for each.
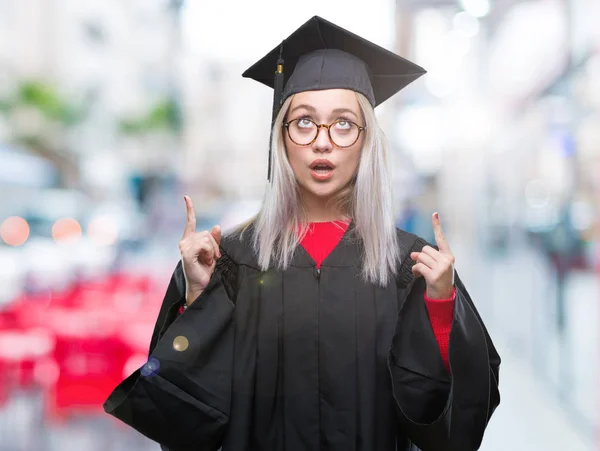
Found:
[219,221,260,269]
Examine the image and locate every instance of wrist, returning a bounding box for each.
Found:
[185,289,203,306]
[425,286,456,302]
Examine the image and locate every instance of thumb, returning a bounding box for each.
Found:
[211,225,222,245]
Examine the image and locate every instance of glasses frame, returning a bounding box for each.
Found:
[283,118,366,148]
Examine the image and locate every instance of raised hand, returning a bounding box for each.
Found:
[410,212,455,300]
[179,195,222,306]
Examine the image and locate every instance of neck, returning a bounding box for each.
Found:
[300,188,348,223]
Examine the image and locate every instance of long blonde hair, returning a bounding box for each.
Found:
[234,91,400,286]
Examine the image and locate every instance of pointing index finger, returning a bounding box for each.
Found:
[183,195,196,239]
[432,212,450,253]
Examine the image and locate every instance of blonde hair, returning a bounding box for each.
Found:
[234,91,400,286]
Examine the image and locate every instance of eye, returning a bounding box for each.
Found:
[297,118,315,128]
[334,119,353,130]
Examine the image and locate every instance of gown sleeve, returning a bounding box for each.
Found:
[103,250,238,451]
[388,237,501,451]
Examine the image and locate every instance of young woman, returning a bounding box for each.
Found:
[104,16,500,451]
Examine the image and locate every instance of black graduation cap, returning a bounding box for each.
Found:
[242,15,426,180]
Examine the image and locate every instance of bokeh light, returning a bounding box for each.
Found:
[124,354,148,379]
[52,218,82,243]
[141,357,160,377]
[459,0,491,18]
[87,215,119,246]
[0,216,30,246]
[453,11,480,38]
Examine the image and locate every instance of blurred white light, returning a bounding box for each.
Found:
[27,328,56,357]
[416,12,470,99]
[425,71,458,98]
[220,200,262,232]
[453,11,480,38]
[525,179,550,208]
[0,249,26,305]
[448,31,472,60]
[488,0,567,102]
[587,55,600,108]
[87,216,119,247]
[414,9,451,69]
[395,106,445,175]
[447,104,492,146]
[459,0,491,18]
[570,201,594,232]
[524,201,559,230]
[24,237,74,291]
[183,0,396,61]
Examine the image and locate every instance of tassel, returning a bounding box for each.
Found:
[268,42,285,181]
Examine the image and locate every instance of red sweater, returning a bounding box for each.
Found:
[300,220,454,371]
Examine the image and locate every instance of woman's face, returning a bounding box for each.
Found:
[284,89,364,203]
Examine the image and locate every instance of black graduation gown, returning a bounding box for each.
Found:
[104,223,500,451]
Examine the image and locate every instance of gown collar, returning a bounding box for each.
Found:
[291,219,362,268]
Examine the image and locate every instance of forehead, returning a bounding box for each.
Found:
[289,89,360,113]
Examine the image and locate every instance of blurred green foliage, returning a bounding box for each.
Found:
[18,81,85,125]
[119,98,181,135]
[0,80,86,126]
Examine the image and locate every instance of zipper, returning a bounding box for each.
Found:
[314,264,321,444]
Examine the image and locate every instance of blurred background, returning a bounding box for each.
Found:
[0,0,598,449]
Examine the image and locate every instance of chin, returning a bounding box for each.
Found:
[302,180,342,199]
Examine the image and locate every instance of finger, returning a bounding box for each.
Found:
[410,252,419,261]
[183,196,196,239]
[185,233,216,262]
[211,225,222,248]
[415,251,437,270]
[432,212,451,254]
[411,263,431,279]
[196,240,216,265]
[208,231,220,259]
[420,245,443,261]
[181,237,212,263]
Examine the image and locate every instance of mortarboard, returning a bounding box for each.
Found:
[242,15,426,180]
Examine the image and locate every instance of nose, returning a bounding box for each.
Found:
[312,126,333,152]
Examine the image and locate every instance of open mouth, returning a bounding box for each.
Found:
[309,160,335,180]
[311,164,333,174]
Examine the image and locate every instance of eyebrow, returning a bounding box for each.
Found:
[289,104,359,120]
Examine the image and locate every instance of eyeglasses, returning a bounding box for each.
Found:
[283,118,366,148]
